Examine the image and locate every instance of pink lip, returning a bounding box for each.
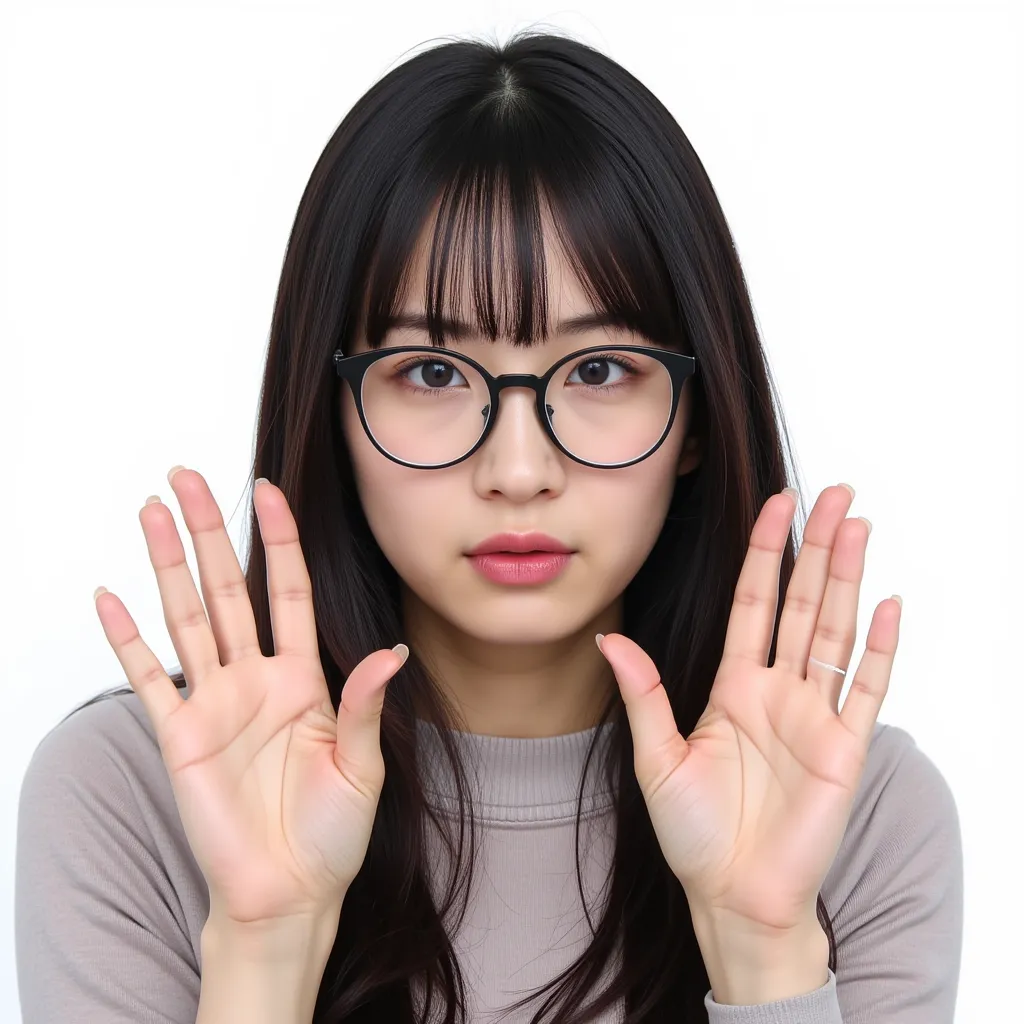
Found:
[468,552,573,585]
[467,532,574,556]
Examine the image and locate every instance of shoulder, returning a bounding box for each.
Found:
[16,676,207,926]
[705,720,962,1021]
[16,678,203,895]
[857,719,958,817]
[21,683,171,800]
[850,720,959,852]
[15,681,207,1020]
[17,681,199,870]
[825,720,962,904]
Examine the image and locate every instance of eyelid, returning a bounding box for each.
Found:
[388,344,651,375]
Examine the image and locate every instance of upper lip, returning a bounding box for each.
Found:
[467,532,575,555]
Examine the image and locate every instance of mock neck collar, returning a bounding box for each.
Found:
[413,718,618,824]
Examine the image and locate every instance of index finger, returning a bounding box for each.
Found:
[720,490,797,669]
[166,467,261,665]
[252,478,320,659]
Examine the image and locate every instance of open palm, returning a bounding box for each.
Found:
[600,484,902,935]
[93,468,406,927]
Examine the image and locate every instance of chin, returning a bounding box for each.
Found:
[458,618,587,647]
[446,589,607,646]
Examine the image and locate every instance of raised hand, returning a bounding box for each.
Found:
[93,467,407,928]
[599,484,901,938]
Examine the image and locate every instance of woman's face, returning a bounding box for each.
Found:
[340,220,701,648]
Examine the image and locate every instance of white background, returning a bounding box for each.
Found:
[1,1,1020,1020]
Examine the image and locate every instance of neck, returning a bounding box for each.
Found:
[402,586,621,738]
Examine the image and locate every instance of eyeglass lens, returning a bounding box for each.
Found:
[358,349,674,467]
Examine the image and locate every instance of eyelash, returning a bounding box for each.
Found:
[391,353,641,397]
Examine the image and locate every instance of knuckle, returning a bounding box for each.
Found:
[785,592,819,615]
[732,586,761,609]
[206,576,249,602]
[138,663,166,687]
[175,607,210,631]
[816,621,853,646]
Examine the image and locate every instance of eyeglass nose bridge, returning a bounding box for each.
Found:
[476,371,559,443]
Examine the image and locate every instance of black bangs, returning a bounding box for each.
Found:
[355,89,691,355]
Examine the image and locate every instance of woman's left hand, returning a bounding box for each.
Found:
[599,483,902,938]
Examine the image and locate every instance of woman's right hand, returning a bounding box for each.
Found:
[93,467,407,928]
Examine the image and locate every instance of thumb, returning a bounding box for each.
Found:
[334,643,408,779]
[597,633,689,788]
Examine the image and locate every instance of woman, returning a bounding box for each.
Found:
[14,30,962,1024]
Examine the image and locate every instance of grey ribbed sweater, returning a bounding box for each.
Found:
[15,681,963,1022]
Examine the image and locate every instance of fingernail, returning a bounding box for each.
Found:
[144,495,161,505]
[255,477,269,487]
[782,487,798,501]
[858,516,872,535]
[891,594,903,607]
[93,586,108,601]
[391,643,409,666]
[839,482,855,499]
[167,465,186,485]
[595,633,605,651]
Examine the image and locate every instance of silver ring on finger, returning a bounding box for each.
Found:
[808,656,846,677]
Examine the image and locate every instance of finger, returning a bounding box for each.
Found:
[839,598,901,744]
[773,485,855,676]
[252,478,320,659]
[166,467,261,664]
[805,517,871,711]
[140,498,222,688]
[720,491,796,669]
[93,587,186,738]
[333,645,409,795]
[596,633,688,797]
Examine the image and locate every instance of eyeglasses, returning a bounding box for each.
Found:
[332,343,697,470]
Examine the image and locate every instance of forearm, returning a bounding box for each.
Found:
[196,909,341,1024]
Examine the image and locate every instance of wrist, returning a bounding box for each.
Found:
[689,906,831,1006]
[202,905,342,951]
[198,908,342,1024]
[201,905,342,971]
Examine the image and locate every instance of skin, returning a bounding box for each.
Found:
[340,206,701,738]
[94,198,900,1007]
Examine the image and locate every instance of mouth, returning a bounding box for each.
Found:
[465,547,575,586]
[466,532,575,557]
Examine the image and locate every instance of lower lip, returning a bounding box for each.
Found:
[467,552,573,585]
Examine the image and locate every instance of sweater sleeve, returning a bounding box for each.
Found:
[702,727,963,1023]
[14,695,202,1023]
[703,968,840,1023]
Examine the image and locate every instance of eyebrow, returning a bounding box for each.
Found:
[380,310,630,341]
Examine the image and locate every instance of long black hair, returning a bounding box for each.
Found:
[65,28,830,1023]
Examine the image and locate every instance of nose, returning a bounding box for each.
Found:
[469,385,567,501]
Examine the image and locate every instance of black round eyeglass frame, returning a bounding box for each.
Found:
[332,343,698,471]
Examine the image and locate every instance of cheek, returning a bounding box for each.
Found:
[341,390,392,525]
[341,387,390,497]
[594,426,686,555]
[341,396,455,571]
[589,463,676,555]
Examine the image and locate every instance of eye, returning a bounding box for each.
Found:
[398,358,469,390]
[566,356,633,388]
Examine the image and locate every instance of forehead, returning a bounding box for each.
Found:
[397,197,596,333]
